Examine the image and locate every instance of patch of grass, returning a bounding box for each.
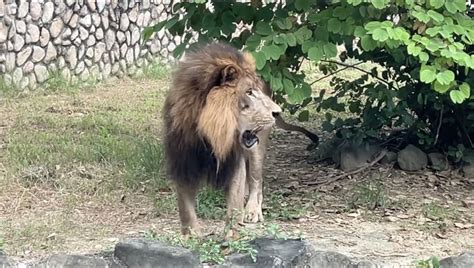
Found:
[347,180,387,211]
[197,188,226,220]
[135,61,170,81]
[415,256,440,268]
[145,223,295,265]
[264,192,308,221]
[0,76,17,98]
[45,70,101,93]
[422,202,458,221]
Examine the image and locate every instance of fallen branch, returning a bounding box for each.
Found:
[306,150,388,186]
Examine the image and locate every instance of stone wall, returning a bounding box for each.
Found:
[0,0,181,90]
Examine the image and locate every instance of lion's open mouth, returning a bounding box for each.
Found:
[242,130,259,148]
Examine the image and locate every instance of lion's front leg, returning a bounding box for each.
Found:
[224,156,246,239]
[175,182,201,238]
[244,129,269,223]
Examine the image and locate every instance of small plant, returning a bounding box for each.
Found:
[422,202,457,221]
[416,256,440,268]
[264,192,307,221]
[136,61,170,80]
[151,228,258,265]
[196,188,226,220]
[348,180,387,211]
[264,223,287,240]
[0,236,4,251]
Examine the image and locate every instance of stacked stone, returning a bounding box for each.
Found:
[0,0,182,90]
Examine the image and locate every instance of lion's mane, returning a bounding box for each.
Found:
[163,42,257,188]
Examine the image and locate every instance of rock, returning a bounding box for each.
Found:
[129,7,138,22]
[42,2,54,23]
[12,68,23,86]
[66,0,76,6]
[120,44,128,58]
[69,13,79,28]
[26,24,40,43]
[440,252,474,268]
[86,35,96,46]
[112,63,120,74]
[428,153,449,171]
[75,61,85,74]
[117,31,126,43]
[463,164,474,179]
[339,143,381,172]
[105,29,115,50]
[28,73,37,90]
[13,34,25,52]
[35,255,108,268]
[39,28,50,47]
[71,29,79,40]
[45,43,57,63]
[17,46,32,66]
[78,44,86,59]
[114,239,200,268]
[32,46,46,63]
[131,26,140,45]
[220,238,363,268]
[397,144,428,171]
[97,1,106,12]
[54,1,67,16]
[50,19,64,38]
[86,0,96,11]
[0,252,11,267]
[94,42,106,62]
[5,52,15,72]
[23,61,35,74]
[380,151,397,164]
[134,44,140,61]
[79,26,89,40]
[92,13,101,27]
[137,13,145,27]
[103,63,112,77]
[120,13,129,31]
[102,12,109,28]
[66,46,78,69]
[96,28,104,40]
[34,65,49,83]
[16,20,26,34]
[86,47,94,58]
[85,58,93,67]
[0,22,7,43]
[18,2,29,18]
[143,11,151,27]
[30,1,42,21]
[141,0,150,9]
[80,14,92,27]
[80,68,90,81]
[62,9,74,24]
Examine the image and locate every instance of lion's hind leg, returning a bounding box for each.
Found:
[175,182,201,238]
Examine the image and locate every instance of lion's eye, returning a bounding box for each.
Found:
[246,89,253,96]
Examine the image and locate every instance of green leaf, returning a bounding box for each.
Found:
[372,28,388,41]
[429,0,445,9]
[460,83,471,98]
[295,26,312,44]
[445,0,467,13]
[283,78,295,96]
[295,0,311,11]
[419,52,429,63]
[360,35,377,51]
[246,35,261,50]
[436,70,455,85]
[323,43,338,58]
[275,17,293,30]
[371,0,389,9]
[288,83,312,104]
[252,51,266,70]
[285,33,297,46]
[262,44,282,60]
[308,47,324,62]
[173,43,187,59]
[427,10,444,23]
[328,18,342,33]
[365,21,381,32]
[433,80,451,93]
[450,90,466,104]
[256,21,273,36]
[273,34,286,45]
[420,65,437,83]
[354,26,366,37]
[393,27,410,41]
[298,110,310,122]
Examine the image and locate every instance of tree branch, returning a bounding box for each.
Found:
[320,60,397,90]
[310,61,364,85]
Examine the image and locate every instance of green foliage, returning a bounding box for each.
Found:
[416,256,441,268]
[143,0,474,155]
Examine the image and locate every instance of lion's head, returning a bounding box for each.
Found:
[192,45,281,160]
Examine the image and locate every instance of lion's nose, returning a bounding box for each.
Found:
[272,112,280,118]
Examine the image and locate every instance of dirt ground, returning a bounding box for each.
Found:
[0,77,473,266]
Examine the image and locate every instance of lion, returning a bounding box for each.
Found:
[163,42,318,237]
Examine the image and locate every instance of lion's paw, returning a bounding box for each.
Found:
[244,200,264,223]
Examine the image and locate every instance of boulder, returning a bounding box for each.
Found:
[397,144,428,171]
[428,152,449,171]
[440,252,474,268]
[34,255,108,268]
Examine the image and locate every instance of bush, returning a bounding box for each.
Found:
[143,0,474,159]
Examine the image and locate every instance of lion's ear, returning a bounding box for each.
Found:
[220,65,239,85]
